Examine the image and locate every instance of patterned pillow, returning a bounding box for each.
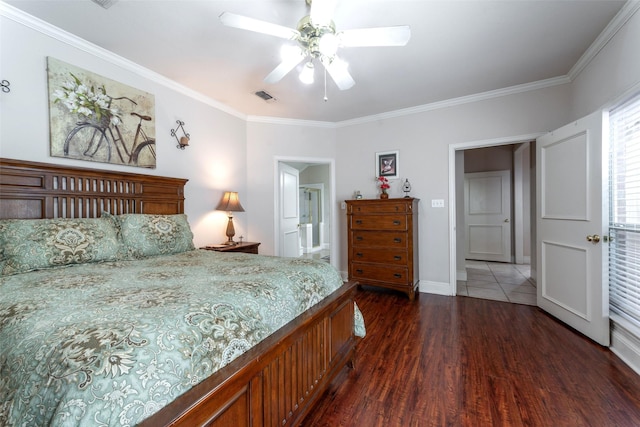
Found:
[0,217,121,276]
[116,213,195,259]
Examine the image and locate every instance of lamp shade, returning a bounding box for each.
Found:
[216,191,245,212]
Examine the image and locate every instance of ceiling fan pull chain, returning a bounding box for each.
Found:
[324,67,328,102]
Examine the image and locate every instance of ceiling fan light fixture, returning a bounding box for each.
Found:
[219,2,410,92]
[318,33,339,57]
[299,61,315,84]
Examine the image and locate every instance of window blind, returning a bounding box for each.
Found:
[609,94,640,330]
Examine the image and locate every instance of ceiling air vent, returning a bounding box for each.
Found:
[255,90,275,102]
[91,0,118,9]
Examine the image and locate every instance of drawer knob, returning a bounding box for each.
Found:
[356,220,363,225]
[394,255,402,260]
[356,269,364,274]
[393,220,401,225]
[356,236,363,241]
[394,273,402,278]
[393,238,402,243]
[356,252,363,257]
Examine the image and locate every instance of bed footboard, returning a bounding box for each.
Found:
[140,281,358,427]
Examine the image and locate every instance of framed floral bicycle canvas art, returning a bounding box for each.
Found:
[47,57,156,168]
[376,150,399,179]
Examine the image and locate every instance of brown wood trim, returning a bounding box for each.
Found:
[0,158,187,218]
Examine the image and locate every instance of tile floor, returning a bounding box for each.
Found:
[457,260,537,306]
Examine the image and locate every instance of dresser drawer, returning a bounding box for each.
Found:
[351,263,409,284]
[351,231,407,248]
[349,202,409,214]
[351,214,407,230]
[351,247,407,265]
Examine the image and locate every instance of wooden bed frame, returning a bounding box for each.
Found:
[0,158,358,427]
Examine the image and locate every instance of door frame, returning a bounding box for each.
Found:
[448,133,544,295]
[274,156,338,269]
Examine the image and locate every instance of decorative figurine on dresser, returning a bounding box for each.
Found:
[346,197,419,300]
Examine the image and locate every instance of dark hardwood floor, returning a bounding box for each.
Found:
[301,287,640,427]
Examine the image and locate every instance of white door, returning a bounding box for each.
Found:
[536,111,609,346]
[279,163,300,257]
[464,170,512,262]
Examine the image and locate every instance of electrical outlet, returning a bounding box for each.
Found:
[431,199,445,208]
[341,202,347,209]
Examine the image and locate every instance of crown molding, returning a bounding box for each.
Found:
[335,76,571,128]
[568,0,640,81]
[0,2,247,121]
[246,115,337,128]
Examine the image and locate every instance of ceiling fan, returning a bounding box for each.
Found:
[219,0,411,91]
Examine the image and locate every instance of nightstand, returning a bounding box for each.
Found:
[201,242,260,254]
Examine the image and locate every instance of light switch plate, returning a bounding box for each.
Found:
[432,199,445,208]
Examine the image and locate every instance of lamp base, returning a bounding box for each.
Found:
[223,215,237,246]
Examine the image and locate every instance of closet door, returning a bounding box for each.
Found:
[464,170,512,262]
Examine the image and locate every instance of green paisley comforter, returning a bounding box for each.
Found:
[0,250,365,426]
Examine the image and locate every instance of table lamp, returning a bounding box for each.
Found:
[216,191,245,245]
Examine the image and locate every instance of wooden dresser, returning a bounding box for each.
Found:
[346,198,419,300]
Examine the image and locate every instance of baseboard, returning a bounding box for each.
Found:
[457,269,467,281]
[338,276,453,296]
[419,280,453,296]
[610,318,640,376]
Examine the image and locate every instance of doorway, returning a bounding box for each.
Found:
[299,184,324,253]
[449,134,542,305]
[276,158,336,267]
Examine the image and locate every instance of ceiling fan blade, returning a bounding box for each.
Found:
[340,26,411,47]
[322,56,355,90]
[219,12,300,40]
[310,0,338,27]
[264,53,305,84]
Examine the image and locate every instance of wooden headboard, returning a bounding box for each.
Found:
[0,158,187,219]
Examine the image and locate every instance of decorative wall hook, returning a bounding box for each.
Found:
[1,80,10,93]
[171,120,190,149]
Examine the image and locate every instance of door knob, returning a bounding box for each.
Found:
[504,219,510,223]
[586,234,601,243]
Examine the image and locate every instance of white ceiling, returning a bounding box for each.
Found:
[7,0,627,122]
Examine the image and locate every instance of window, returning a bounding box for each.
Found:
[609,93,640,331]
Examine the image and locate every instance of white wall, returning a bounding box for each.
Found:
[570,5,640,118]
[336,86,572,290]
[3,3,639,295]
[245,121,337,256]
[0,10,247,248]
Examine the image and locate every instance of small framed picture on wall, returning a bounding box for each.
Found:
[375,150,399,179]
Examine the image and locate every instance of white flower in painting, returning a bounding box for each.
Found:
[77,106,93,117]
[76,84,89,95]
[53,72,122,125]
